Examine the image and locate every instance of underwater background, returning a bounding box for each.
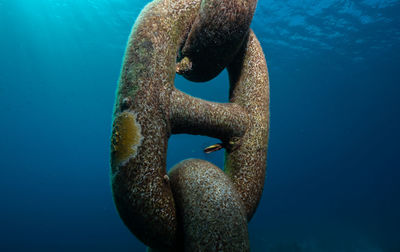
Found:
[1,0,399,251]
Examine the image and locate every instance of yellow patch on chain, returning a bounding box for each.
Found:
[111,111,142,166]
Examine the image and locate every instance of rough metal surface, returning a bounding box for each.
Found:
[169,159,249,252]
[110,0,269,250]
[226,30,270,220]
[179,0,258,82]
[170,89,249,142]
[111,0,202,249]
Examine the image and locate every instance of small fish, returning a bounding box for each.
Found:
[204,143,224,154]
[204,137,242,153]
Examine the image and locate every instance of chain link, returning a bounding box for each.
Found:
[110,0,269,250]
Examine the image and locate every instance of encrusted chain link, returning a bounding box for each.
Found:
[110,0,269,250]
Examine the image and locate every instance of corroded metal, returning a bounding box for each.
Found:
[226,30,270,220]
[110,0,269,250]
[178,0,258,82]
[169,159,249,251]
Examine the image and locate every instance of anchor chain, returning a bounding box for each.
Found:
[110,0,269,250]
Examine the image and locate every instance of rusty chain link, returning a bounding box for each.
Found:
[110,0,269,250]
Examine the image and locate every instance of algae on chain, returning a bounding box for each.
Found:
[111,111,143,169]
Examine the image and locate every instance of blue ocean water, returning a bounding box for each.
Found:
[0,0,399,251]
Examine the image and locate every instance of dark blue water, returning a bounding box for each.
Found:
[1,0,399,251]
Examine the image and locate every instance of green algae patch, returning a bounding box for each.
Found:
[111,111,143,168]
